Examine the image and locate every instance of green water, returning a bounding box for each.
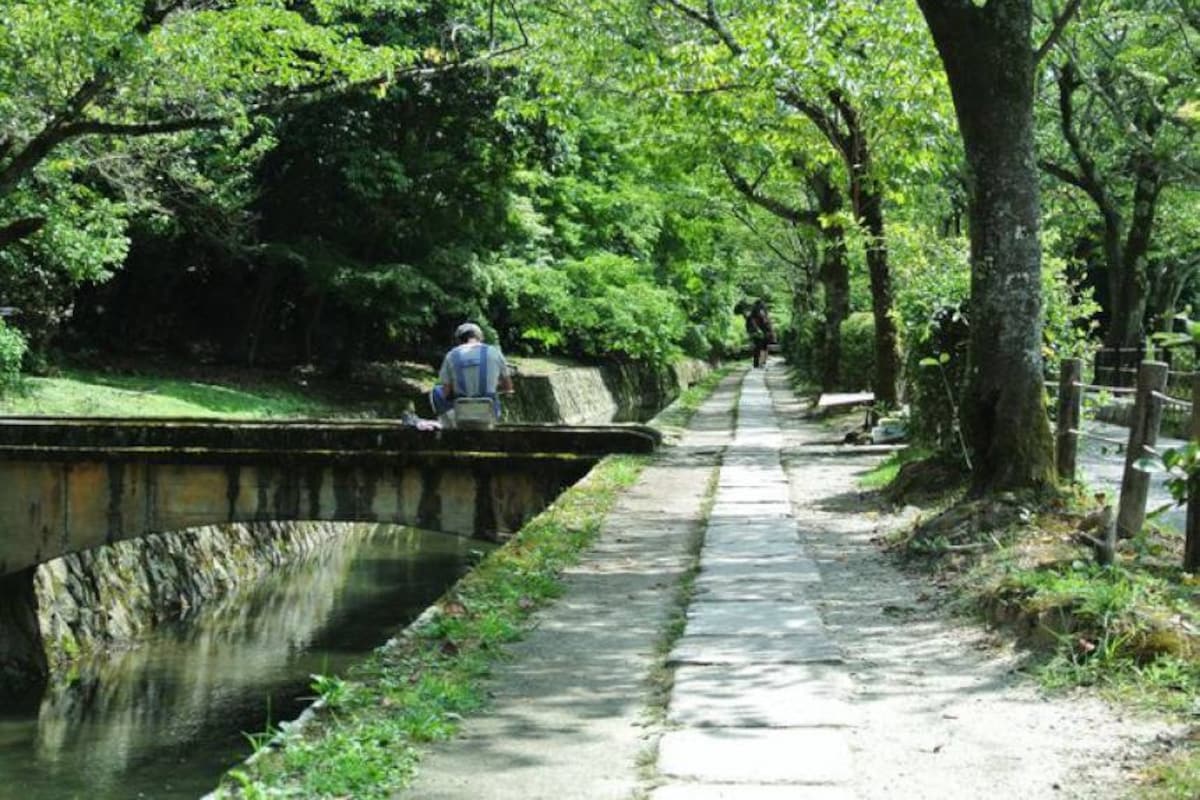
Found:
[0,526,485,799]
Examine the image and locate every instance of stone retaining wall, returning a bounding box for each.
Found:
[35,521,349,665]
[503,358,710,425]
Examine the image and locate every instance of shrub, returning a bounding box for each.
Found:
[0,319,27,392]
[493,253,685,365]
[839,312,875,392]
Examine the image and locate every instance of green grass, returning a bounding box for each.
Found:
[1141,746,1200,800]
[0,368,356,418]
[858,445,930,489]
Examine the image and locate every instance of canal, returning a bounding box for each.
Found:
[0,525,485,799]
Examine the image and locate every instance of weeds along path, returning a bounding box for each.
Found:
[393,372,740,799]
[765,368,1171,800]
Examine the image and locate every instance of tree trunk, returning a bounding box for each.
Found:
[918,0,1055,491]
[810,169,849,392]
[819,224,850,392]
[856,186,901,405]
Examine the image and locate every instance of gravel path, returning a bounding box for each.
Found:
[766,366,1173,800]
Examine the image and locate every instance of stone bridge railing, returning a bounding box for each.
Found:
[0,418,658,577]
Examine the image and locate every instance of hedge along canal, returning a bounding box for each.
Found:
[0,525,487,800]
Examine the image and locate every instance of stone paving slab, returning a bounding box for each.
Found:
[685,600,824,637]
[690,580,809,601]
[668,663,857,728]
[657,727,854,784]
[703,530,796,547]
[708,505,793,521]
[699,552,816,571]
[650,784,856,800]
[717,473,790,486]
[669,633,842,666]
[695,557,822,585]
[699,537,798,559]
[715,470,792,482]
[710,485,792,503]
[704,520,795,536]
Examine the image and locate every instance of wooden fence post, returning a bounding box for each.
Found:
[1117,361,1169,539]
[1055,358,1082,482]
[1186,373,1200,572]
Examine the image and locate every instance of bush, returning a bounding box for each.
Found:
[493,253,685,365]
[839,312,875,392]
[0,319,27,392]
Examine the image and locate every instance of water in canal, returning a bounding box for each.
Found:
[0,525,486,799]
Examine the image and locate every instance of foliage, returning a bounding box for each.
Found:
[0,318,26,392]
[838,312,875,393]
[0,0,412,350]
[1036,0,1200,345]
[891,226,970,451]
[494,254,685,362]
[858,446,933,491]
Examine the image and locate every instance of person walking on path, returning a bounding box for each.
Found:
[742,299,774,368]
[431,322,513,428]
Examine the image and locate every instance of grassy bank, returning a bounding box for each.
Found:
[215,369,731,799]
[0,367,362,418]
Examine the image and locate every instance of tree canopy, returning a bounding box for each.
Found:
[0,0,1196,489]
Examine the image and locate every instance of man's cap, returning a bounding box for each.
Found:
[455,322,484,341]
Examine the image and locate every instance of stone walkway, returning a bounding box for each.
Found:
[651,367,855,799]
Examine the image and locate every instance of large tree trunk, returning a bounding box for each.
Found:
[918,0,1055,491]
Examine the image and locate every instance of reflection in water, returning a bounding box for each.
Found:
[0,525,483,800]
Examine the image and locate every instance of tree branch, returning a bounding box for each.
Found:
[1037,159,1089,193]
[657,0,744,55]
[0,0,191,197]
[1053,61,1111,211]
[728,204,810,272]
[721,160,819,227]
[0,217,47,249]
[58,117,223,139]
[1035,0,1084,65]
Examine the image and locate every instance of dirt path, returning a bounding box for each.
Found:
[766,367,1173,799]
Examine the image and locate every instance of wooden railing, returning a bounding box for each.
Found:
[1053,358,1199,572]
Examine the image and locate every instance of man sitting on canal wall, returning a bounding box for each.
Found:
[431,322,514,428]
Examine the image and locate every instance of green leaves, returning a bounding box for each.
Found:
[919,352,951,368]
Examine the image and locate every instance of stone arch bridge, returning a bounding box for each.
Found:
[0,417,657,688]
